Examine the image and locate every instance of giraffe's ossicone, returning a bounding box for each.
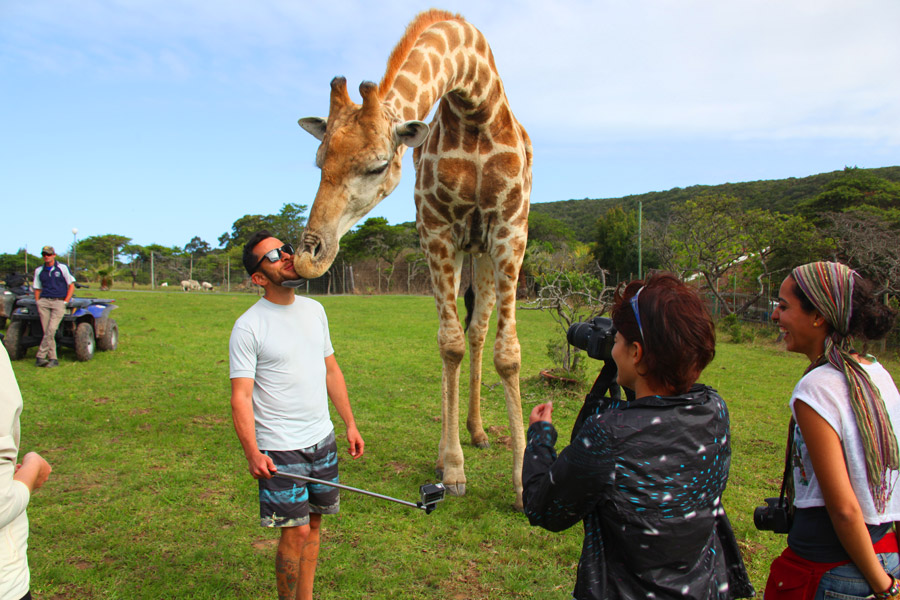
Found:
[296,9,532,510]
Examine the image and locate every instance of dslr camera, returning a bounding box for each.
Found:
[753,496,792,534]
[567,317,616,361]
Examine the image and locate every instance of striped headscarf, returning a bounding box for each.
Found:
[792,261,899,511]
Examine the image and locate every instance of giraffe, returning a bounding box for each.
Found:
[294,10,532,509]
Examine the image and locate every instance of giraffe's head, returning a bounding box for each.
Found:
[295,77,429,278]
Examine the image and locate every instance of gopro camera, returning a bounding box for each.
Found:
[418,483,446,514]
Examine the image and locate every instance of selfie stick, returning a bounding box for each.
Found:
[276,472,445,514]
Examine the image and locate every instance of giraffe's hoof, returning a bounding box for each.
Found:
[445,483,466,497]
[435,468,443,480]
[474,439,491,450]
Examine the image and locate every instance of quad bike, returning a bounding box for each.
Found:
[0,273,32,331]
[3,295,118,362]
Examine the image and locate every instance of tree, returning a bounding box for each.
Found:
[521,244,613,375]
[735,210,829,313]
[822,208,900,296]
[219,203,309,250]
[77,234,131,269]
[0,250,39,278]
[270,203,309,249]
[184,236,212,258]
[591,206,640,281]
[669,195,748,313]
[341,218,417,292]
[799,167,900,219]
[121,244,150,288]
[528,212,576,251]
[405,250,428,293]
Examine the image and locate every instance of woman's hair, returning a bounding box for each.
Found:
[791,272,896,341]
[611,272,716,394]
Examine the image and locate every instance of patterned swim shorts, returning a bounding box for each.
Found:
[258,430,340,528]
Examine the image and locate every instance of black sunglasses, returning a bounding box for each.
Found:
[253,243,294,273]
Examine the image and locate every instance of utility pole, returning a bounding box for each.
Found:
[638,200,643,280]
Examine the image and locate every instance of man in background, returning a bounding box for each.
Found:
[32,246,75,368]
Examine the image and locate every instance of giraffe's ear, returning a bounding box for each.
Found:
[394,121,429,148]
[298,117,327,141]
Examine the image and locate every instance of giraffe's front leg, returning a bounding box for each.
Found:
[466,257,497,449]
[436,321,467,496]
[493,268,526,511]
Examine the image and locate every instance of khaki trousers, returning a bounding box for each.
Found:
[36,297,66,360]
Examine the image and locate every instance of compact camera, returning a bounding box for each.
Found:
[567,317,616,361]
[417,483,445,514]
[753,496,792,533]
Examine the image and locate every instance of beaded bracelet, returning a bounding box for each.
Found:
[874,575,900,600]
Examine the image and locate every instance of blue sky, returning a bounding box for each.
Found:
[2,0,899,257]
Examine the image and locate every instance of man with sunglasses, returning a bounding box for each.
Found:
[32,246,75,368]
[228,231,364,600]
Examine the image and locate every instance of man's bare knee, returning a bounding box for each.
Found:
[279,524,311,554]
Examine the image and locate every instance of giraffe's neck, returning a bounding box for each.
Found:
[382,20,504,126]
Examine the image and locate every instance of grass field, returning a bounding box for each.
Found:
[7,289,899,599]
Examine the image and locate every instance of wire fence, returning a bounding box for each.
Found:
[116,251,447,295]
[105,254,899,350]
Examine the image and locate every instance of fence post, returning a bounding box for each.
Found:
[151,252,155,289]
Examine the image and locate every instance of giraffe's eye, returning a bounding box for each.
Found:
[366,161,390,176]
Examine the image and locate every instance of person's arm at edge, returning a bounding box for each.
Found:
[64,282,75,304]
[13,452,50,493]
[794,400,894,594]
[230,377,276,479]
[324,354,364,459]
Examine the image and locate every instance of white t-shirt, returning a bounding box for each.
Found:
[229,296,335,450]
[790,360,900,523]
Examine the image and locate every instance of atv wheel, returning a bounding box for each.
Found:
[97,318,118,351]
[3,321,26,360]
[75,322,95,361]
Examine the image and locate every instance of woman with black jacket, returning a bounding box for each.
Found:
[522,273,752,600]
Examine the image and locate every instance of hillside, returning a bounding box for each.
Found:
[529,166,900,243]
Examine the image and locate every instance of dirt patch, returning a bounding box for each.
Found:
[67,557,93,570]
[487,425,513,449]
[191,415,227,429]
[251,538,279,550]
[386,461,411,475]
[441,558,497,600]
[93,397,111,404]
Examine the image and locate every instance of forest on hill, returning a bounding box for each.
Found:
[530,166,900,243]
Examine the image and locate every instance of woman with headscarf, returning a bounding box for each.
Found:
[765,261,900,599]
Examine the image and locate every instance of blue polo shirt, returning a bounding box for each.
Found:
[33,262,75,299]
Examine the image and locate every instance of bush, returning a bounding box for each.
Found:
[721,314,753,344]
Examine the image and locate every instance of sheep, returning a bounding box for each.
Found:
[161,282,168,287]
[201,281,213,291]
[181,279,201,292]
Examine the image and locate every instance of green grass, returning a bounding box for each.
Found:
[8,290,899,599]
